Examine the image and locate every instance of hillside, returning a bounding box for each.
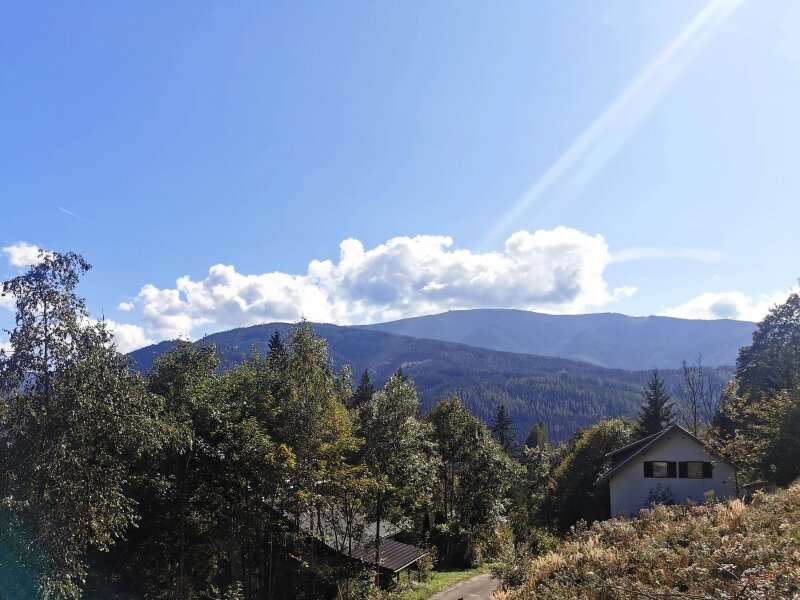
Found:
[128,323,731,441]
[361,309,755,370]
[494,484,800,599]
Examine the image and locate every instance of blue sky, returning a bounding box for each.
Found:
[2,1,799,350]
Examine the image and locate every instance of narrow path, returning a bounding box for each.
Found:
[429,573,498,600]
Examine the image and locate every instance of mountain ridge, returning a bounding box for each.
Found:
[128,317,735,441]
[359,308,755,369]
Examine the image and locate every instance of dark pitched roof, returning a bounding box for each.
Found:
[349,537,428,573]
[596,424,731,486]
[606,429,663,460]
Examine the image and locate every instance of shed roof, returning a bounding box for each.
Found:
[349,537,428,573]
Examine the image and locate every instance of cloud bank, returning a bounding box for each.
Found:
[662,287,798,322]
[128,227,634,341]
[6,231,789,354]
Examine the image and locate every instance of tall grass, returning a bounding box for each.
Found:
[497,484,800,599]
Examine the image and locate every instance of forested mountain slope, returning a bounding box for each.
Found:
[129,323,731,441]
[361,309,754,369]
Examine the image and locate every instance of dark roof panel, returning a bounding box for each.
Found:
[349,537,428,572]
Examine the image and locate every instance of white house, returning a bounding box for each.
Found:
[597,424,738,517]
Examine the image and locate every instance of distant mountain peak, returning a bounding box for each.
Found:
[360,308,754,370]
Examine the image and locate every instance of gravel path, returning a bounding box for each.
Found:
[429,573,499,600]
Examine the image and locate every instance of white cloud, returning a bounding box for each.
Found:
[103,320,153,353]
[129,227,634,340]
[82,317,153,353]
[2,242,46,268]
[662,288,798,322]
[118,301,134,312]
[0,338,11,355]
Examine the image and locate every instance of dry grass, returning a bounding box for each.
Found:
[496,484,800,599]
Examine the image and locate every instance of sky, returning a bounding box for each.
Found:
[2,0,800,352]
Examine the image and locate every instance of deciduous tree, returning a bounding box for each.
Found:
[0,252,166,599]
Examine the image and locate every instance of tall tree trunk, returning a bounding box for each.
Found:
[42,299,49,400]
[374,491,383,587]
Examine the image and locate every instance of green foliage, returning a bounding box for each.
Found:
[350,369,375,410]
[709,291,800,485]
[0,252,167,599]
[523,421,549,450]
[282,322,362,517]
[509,441,555,542]
[357,372,438,570]
[427,397,521,566]
[736,291,800,400]
[492,527,558,590]
[544,418,633,532]
[490,404,516,454]
[709,383,800,485]
[634,371,674,438]
[130,322,733,444]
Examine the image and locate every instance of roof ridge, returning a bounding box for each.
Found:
[596,424,723,486]
[605,428,665,457]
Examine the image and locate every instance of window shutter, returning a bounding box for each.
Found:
[703,462,713,478]
[667,462,677,478]
[644,462,653,477]
[679,462,688,478]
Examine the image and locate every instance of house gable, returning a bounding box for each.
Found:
[603,425,737,517]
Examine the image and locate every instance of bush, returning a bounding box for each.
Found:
[493,527,559,589]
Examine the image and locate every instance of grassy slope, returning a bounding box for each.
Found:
[497,484,800,599]
[398,567,484,600]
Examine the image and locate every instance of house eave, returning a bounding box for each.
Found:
[595,424,734,487]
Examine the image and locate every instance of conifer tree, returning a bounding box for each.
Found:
[635,371,675,438]
[491,404,516,453]
[349,369,374,409]
[266,330,288,373]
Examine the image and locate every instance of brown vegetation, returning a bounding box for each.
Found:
[494,484,800,599]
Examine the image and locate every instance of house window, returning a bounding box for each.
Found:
[644,461,676,478]
[679,461,713,479]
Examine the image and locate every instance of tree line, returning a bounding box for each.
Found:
[0,253,520,600]
[2,252,797,600]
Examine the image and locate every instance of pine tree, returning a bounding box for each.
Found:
[349,369,374,409]
[266,330,288,373]
[491,404,516,453]
[635,371,675,438]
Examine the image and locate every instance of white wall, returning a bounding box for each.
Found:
[609,430,737,517]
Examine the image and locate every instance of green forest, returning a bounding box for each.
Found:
[1,253,798,600]
[128,322,732,444]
